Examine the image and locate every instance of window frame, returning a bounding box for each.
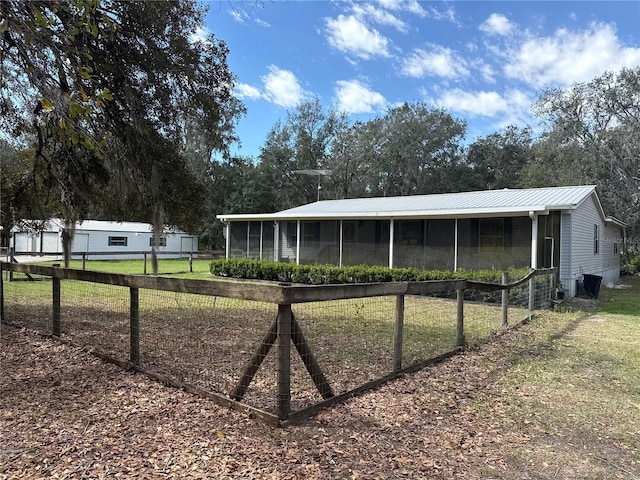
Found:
[108,236,128,247]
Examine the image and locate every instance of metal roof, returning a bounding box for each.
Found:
[218,185,603,221]
[13,219,186,234]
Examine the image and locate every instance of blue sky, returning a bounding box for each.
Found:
[204,1,640,159]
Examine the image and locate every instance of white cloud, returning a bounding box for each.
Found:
[228,10,246,24]
[377,0,427,18]
[261,66,307,108]
[352,3,408,33]
[236,83,262,101]
[325,14,390,59]
[504,22,640,87]
[334,80,387,114]
[401,45,469,79]
[189,26,211,45]
[433,88,530,119]
[480,13,514,36]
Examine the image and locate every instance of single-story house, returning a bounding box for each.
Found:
[10,219,198,260]
[217,185,626,297]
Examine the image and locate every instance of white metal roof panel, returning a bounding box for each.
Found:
[217,185,599,221]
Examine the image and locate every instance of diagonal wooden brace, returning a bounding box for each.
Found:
[290,313,334,400]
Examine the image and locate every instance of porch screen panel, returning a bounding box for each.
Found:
[458,217,531,270]
[298,220,339,265]
[342,220,389,267]
[248,222,261,258]
[393,220,423,269]
[279,221,297,263]
[394,219,455,270]
[261,221,275,261]
[510,216,532,268]
[229,221,248,258]
[426,219,455,270]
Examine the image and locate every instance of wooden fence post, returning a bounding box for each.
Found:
[456,288,465,347]
[52,275,61,336]
[277,303,292,420]
[189,252,193,273]
[0,262,4,321]
[528,276,535,321]
[82,252,87,270]
[393,294,405,372]
[130,287,140,365]
[143,253,148,275]
[501,270,509,328]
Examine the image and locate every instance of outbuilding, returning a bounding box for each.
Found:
[217,185,625,297]
[11,219,198,260]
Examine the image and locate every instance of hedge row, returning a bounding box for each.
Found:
[209,258,530,285]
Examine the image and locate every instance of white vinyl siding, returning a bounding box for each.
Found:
[602,224,623,286]
[568,194,606,289]
[559,212,573,295]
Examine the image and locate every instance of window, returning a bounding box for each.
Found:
[108,236,128,247]
[593,224,599,255]
[149,236,167,247]
[286,222,297,247]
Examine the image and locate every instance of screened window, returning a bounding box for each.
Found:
[594,224,599,255]
[149,236,167,247]
[108,236,128,247]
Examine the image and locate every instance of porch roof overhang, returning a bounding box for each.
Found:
[217,206,554,222]
[605,216,627,228]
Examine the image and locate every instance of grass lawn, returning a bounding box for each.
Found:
[473,275,640,478]
[33,257,216,277]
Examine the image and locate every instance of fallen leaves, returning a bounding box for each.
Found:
[2,322,638,479]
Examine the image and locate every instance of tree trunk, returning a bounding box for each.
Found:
[151,205,164,275]
[61,219,75,268]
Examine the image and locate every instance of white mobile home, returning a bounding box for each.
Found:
[11,219,198,260]
[217,185,626,298]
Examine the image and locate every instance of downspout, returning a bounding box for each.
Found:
[224,221,230,260]
[339,219,343,267]
[529,211,538,269]
[389,218,395,269]
[296,219,301,265]
[454,218,458,271]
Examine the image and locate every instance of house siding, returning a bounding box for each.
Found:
[602,224,622,287]
[569,194,606,294]
[11,220,196,260]
[559,213,573,295]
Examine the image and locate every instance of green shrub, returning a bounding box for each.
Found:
[209,258,531,285]
[622,253,640,275]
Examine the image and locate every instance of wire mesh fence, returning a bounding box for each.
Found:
[1,263,555,424]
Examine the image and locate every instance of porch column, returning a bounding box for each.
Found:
[339,220,343,267]
[259,221,264,260]
[274,222,280,262]
[225,222,231,259]
[454,219,459,271]
[296,220,301,265]
[389,219,395,269]
[530,212,538,269]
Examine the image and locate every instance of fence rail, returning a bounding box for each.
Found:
[0,261,555,425]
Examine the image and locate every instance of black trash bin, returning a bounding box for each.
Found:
[582,274,603,298]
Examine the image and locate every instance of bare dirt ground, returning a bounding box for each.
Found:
[1,310,637,479]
